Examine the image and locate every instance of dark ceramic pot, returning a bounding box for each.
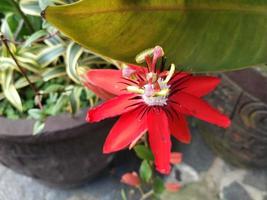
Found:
[198,68,267,168]
[0,109,116,187]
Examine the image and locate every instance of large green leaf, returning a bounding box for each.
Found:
[45,0,267,72]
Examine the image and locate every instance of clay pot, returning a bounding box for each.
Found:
[0,109,116,187]
[198,68,267,168]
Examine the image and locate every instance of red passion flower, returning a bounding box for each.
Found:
[84,46,231,174]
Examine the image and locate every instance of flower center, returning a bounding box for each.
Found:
[126,64,175,106]
[142,79,170,106]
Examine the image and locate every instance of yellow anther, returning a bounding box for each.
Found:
[164,64,175,84]
[154,88,170,97]
[127,86,144,94]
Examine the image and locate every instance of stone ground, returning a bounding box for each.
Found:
[0,127,266,200]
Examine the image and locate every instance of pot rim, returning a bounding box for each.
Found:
[0,108,90,138]
[224,68,267,105]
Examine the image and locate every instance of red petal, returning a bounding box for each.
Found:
[103,106,147,153]
[121,172,141,187]
[147,108,171,174]
[171,92,231,128]
[165,182,181,192]
[86,69,130,96]
[87,94,141,123]
[169,72,190,85]
[84,81,114,100]
[180,76,220,97]
[167,110,191,144]
[127,64,147,73]
[170,152,183,165]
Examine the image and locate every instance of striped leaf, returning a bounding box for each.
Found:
[69,86,83,114]
[42,66,66,81]
[15,75,40,88]
[66,42,83,84]
[0,69,23,112]
[1,13,16,41]
[0,57,16,71]
[23,30,48,47]
[16,55,40,73]
[51,94,69,115]
[20,0,42,16]
[37,44,65,68]
[33,120,45,135]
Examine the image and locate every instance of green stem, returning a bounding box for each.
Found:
[144,134,149,147]
[137,186,144,196]
[10,0,35,34]
[140,190,154,200]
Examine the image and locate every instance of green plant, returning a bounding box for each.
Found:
[0,0,112,134]
[45,0,267,72]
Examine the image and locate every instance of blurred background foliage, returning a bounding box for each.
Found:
[0,0,112,134]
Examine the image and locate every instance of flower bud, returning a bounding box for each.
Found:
[170,152,182,165]
[121,172,141,187]
[165,182,181,192]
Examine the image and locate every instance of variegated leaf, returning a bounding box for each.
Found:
[37,44,65,68]
[42,66,66,81]
[66,42,83,84]
[20,0,42,16]
[69,86,83,114]
[23,30,48,47]
[0,69,23,111]
[1,13,15,41]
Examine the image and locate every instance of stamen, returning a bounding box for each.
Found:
[135,48,154,64]
[154,88,169,97]
[163,64,175,84]
[127,86,144,94]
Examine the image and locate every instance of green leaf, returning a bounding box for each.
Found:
[0,0,15,14]
[23,30,48,47]
[42,66,66,81]
[134,145,154,161]
[51,94,69,115]
[120,189,128,200]
[33,120,45,135]
[15,75,40,88]
[20,0,42,16]
[0,69,23,112]
[153,176,165,194]
[46,0,267,72]
[44,34,64,46]
[39,0,54,10]
[16,55,40,73]
[1,13,17,41]
[69,86,83,114]
[43,83,65,93]
[0,57,16,71]
[37,44,65,67]
[139,160,152,183]
[28,108,45,120]
[66,42,83,84]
